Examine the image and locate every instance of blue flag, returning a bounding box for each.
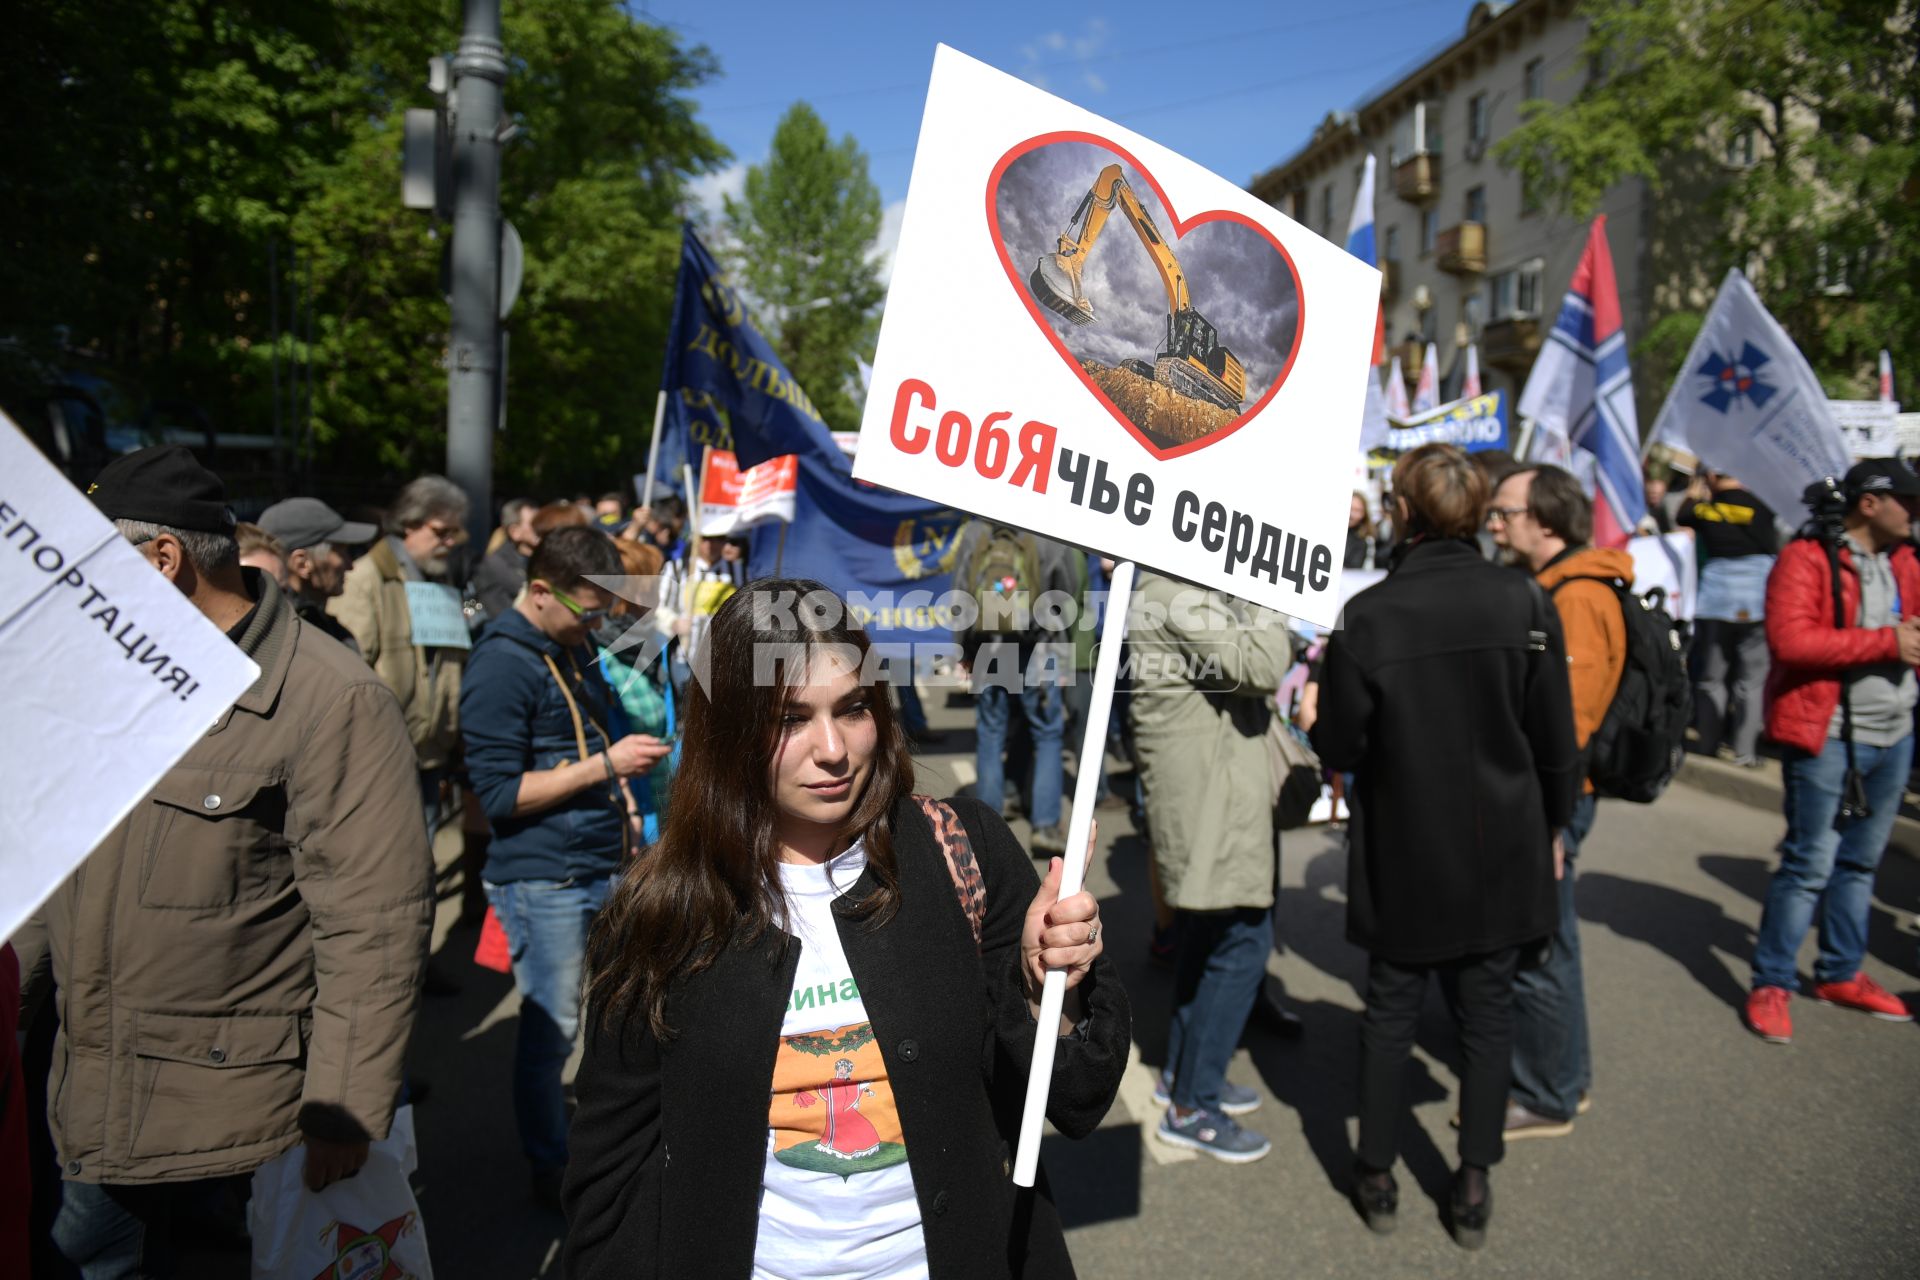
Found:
[747,451,964,650]
[657,224,849,477]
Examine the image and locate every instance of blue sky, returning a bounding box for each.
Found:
[639,0,1474,273]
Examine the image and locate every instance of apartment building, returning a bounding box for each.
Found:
[1250,0,1664,428]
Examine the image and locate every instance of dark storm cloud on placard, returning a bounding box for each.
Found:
[992,140,1300,403]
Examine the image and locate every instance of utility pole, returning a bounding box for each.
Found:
[445,0,506,531]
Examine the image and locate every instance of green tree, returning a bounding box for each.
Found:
[722,102,885,432]
[0,0,726,500]
[1496,0,1920,397]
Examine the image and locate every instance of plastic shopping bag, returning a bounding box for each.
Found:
[248,1104,434,1280]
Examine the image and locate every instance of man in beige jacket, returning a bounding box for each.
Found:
[13,446,432,1275]
[329,474,470,839]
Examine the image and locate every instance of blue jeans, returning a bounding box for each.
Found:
[1752,734,1913,991]
[484,874,615,1170]
[975,681,1064,829]
[1165,907,1273,1111]
[1511,792,1596,1121]
[49,1176,246,1277]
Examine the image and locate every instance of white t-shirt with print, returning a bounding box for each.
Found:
[752,840,928,1280]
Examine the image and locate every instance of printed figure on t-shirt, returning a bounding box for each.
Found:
[795,1058,882,1159]
[767,1019,908,1179]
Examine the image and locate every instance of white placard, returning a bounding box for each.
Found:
[0,419,260,943]
[1626,532,1699,622]
[1830,399,1901,460]
[853,46,1378,628]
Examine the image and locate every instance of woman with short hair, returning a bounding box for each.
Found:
[563,579,1129,1279]
[1311,443,1579,1248]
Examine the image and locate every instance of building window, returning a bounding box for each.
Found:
[1520,170,1542,216]
[1489,258,1546,320]
[1465,186,1487,225]
[1463,293,1485,335]
[1322,185,1335,236]
[1420,307,1438,343]
[1290,190,1307,223]
[1517,258,1542,314]
[1587,50,1609,86]
[1468,93,1488,145]
[1524,57,1543,102]
[1384,226,1401,262]
[1420,208,1438,255]
[1725,126,1756,168]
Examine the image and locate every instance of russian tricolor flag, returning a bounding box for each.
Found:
[1345,155,1390,449]
[1519,215,1646,548]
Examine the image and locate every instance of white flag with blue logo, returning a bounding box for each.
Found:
[1648,267,1849,521]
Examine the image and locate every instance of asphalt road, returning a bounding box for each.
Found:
[401,700,1920,1279]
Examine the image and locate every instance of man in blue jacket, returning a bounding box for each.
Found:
[460,526,672,1207]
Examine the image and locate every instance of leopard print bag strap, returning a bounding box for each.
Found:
[912,794,986,950]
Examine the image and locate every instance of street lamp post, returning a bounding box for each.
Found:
[446,0,506,531]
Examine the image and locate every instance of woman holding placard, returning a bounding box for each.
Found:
[561,579,1129,1279]
[1311,444,1579,1250]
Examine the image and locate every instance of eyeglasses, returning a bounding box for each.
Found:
[420,520,463,544]
[1485,506,1530,526]
[540,581,609,626]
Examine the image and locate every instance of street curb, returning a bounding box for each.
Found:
[1669,753,1920,859]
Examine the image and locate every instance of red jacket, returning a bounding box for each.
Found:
[1763,537,1920,754]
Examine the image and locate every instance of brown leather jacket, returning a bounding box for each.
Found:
[13,572,433,1184]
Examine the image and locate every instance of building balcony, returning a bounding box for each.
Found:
[1393,152,1436,203]
[1436,222,1487,275]
[1482,316,1543,372]
[1379,259,1398,300]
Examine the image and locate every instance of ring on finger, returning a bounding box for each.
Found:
[1086,920,1100,946]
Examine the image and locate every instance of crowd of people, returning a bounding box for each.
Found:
[4,435,1917,1274]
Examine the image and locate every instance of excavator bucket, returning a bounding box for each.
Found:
[1029,255,1094,326]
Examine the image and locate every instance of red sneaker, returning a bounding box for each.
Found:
[1812,972,1914,1022]
[1745,986,1793,1043]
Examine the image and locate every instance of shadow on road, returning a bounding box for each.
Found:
[1698,850,1920,984]
[410,923,568,1278]
[1580,864,1755,1011]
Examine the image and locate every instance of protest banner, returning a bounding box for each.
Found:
[1626,532,1698,622]
[1384,391,1508,454]
[0,417,260,943]
[854,44,1378,1184]
[697,450,800,536]
[1648,268,1850,522]
[1830,399,1902,460]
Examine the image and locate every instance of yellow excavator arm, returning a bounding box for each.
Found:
[1029,163,1245,410]
[1034,165,1190,321]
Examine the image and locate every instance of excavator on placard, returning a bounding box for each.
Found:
[1028,163,1247,413]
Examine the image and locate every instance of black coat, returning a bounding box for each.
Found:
[1311,538,1579,964]
[561,795,1130,1280]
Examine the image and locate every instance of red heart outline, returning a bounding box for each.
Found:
[985,130,1308,461]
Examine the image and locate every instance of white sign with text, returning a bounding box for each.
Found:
[854,46,1378,628]
[0,419,260,943]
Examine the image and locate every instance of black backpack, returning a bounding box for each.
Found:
[1549,576,1691,803]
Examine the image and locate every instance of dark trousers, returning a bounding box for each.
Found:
[1358,947,1521,1171]
[48,1176,249,1278]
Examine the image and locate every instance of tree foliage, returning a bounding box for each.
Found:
[0,0,725,500]
[1496,0,1920,396]
[722,103,885,432]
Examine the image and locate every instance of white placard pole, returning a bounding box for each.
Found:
[640,389,666,509]
[1012,558,1135,1187]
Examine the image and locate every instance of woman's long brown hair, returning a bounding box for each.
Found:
[586,577,916,1039]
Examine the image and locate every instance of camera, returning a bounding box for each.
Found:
[1801,474,1849,545]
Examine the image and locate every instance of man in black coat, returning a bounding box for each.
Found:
[1311,443,1578,1245]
